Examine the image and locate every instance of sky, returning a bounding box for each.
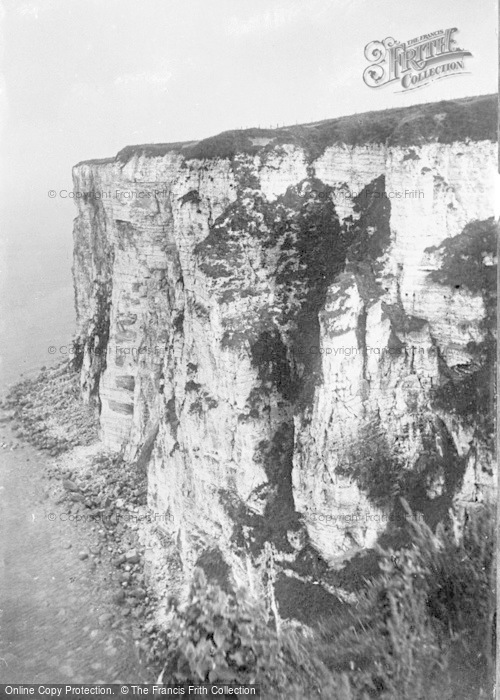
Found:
[0,0,497,382]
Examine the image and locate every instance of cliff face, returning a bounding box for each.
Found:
[72,96,497,605]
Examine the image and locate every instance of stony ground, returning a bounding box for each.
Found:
[2,362,98,455]
[0,362,168,680]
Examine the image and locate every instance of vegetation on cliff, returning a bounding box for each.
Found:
[427,217,497,446]
[154,502,495,699]
[113,94,497,166]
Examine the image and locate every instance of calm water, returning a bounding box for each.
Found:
[0,212,76,388]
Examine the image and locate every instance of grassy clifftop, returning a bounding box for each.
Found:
[107,93,497,166]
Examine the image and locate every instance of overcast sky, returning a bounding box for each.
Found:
[0,0,497,381]
[1,0,497,179]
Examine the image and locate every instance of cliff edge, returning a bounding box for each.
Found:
[71,94,497,612]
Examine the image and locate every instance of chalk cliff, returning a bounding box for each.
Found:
[72,95,497,610]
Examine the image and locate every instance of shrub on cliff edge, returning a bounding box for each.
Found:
[155,502,495,699]
[157,568,353,698]
[318,501,495,699]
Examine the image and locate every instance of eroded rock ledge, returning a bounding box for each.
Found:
[71,95,497,612]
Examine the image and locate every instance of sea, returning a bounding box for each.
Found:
[0,209,75,390]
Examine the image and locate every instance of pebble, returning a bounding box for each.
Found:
[78,551,89,560]
[70,493,86,503]
[98,613,114,627]
[131,588,147,599]
[63,479,80,493]
[125,549,140,564]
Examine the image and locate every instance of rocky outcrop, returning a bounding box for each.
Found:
[71,95,497,607]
